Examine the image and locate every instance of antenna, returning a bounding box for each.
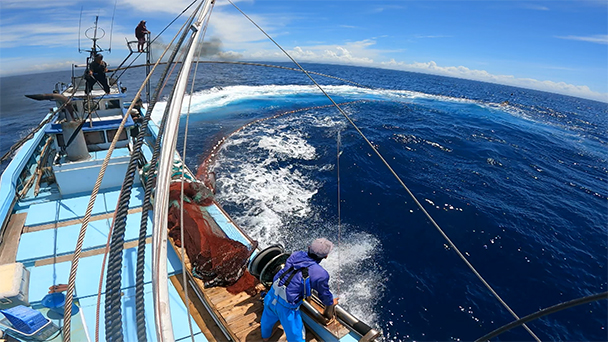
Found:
[84,16,106,57]
[93,15,99,53]
[109,0,117,52]
[78,7,83,52]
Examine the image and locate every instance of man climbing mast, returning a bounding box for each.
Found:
[135,20,150,53]
[261,238,339,342]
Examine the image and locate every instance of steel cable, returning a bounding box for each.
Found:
[227,1,541,340]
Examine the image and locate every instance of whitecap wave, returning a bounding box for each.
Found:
[211,110,384,329]
[148,83,513,124]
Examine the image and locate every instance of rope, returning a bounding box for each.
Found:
[178,4,215,341]
[94,202,119,342]
[227,1,540,340]
[61,28,179,342]
[476,292,608,341]
[101,7,200,341]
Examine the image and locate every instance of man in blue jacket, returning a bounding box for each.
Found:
[261,238,338,342]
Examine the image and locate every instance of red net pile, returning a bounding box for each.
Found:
[168,181,258,293]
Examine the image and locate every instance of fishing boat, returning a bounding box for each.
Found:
[0,1,380,341]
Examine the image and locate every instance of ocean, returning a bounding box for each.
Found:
[1,63,606,341]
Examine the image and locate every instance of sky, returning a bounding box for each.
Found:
[1,0,607,102]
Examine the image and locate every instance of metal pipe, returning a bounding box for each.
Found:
[335,306,381,341]
[151,1,213,341]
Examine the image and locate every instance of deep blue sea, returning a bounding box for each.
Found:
[1,63,607,341]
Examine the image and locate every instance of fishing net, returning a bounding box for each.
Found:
[168,181,258,292]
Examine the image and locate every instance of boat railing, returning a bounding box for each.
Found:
[0,114,51,233]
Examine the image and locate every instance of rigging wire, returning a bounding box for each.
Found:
[226,0,541,340]
[150,0,198,45]
[109,0,197,83]
[178,3,215,341]
[109,0,117,52]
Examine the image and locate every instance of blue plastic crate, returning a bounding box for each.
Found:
[0,305,47,334]
[0,317,59,342]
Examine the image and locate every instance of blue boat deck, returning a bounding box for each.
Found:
[0,123,365,342]
[5,174,209,341]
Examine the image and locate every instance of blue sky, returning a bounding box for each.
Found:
[1,0,607,101]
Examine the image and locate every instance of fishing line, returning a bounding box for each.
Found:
[227,1,540,340]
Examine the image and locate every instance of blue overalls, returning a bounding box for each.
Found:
[260,266,311,342]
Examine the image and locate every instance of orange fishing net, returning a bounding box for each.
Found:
[168,181,258,291]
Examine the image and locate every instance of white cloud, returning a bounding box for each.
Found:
[522,4,550,11]
[233,40,382,66]
[0,58,79,76]
[208,11,272,45]
[556,34,608,45]
[0,2,605,102]
[413,35,451,39]
[380,60,607,102]
[0,0,74,9]
[119,0,252,14]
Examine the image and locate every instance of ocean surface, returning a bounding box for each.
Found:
[1,63,607,341]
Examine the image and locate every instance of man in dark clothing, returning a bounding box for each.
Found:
[260,238,339,342]
[85,54,110,94]
[135,20,150,53]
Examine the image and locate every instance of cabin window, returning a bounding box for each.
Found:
[84,131,106,144]
[106,129,127,142]
[106,100,120,109]
[56,134,65,147]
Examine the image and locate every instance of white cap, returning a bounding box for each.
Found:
[309,238,333,258]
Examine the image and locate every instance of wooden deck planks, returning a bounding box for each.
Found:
[0,213,27,264]
[168,236,331,342]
